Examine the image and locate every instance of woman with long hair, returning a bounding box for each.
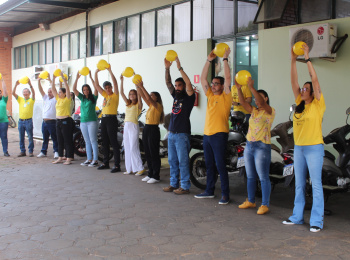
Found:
[73,71,99,167]
[236,78,275,215]
[283,44,325,232]
[52,72,73,165]
[135,80,164,184]
[120,75,144,175]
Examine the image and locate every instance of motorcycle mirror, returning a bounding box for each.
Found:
[290,104,296,112]
[346,107,350,115]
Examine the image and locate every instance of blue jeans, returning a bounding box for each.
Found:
[244,141,271,206]
[0,122,8,153]
[203,132,229,198]
[289,144,324,228]
[168,132,191,190]
[41,120,58,154]
[18,119,34,153]
[80,121,98,161]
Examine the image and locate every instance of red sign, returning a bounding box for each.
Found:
[317,26,324,35]
[194,75,200,84]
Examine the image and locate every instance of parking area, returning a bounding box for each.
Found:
[1,128,350,259]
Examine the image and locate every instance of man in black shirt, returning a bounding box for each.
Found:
[163,56,195,194]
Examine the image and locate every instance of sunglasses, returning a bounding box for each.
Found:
[211,82,221,86]
[301,87,310,92]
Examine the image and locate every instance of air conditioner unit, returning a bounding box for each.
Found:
[289,23,337,60]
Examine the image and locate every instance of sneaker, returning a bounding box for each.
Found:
[4,152,10,157]
[257,205,269,215]
[54,152,59,159]
[282,219,295,225]
[18,152,26,157]
[147,178,160,184]
[135,169,145,176]
[142,176,151,182]
[163,186,177,192]
[88,161,99,167]
[97,164,110,170]
[173,188,190,195]
[238,199,256,209]
[123,172,131,175]
[219,196,230,205]
[194,192,215,199]
[310,226,321,233]
[111,166,121,173]
[29,153,34,157]
[37,152,46,158]
[80,160,91,166]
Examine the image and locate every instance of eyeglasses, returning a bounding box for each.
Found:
[301,87,310,92]
[211,82,221,86]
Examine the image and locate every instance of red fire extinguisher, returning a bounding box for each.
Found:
[193,86,199,107]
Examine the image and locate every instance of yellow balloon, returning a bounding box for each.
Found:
[19,76,29,84]
[59,73,68,82]
[39,71,49,79]
[165,50,178,62]
[132,74,142,85]
[213,43,229,58]
[53,69,61,77]
[79,67,90,76]
[235,70,252,86]
[0,73,2,80]
[293,41,306,56]
[97,59,110,71]
[122,67,134,78]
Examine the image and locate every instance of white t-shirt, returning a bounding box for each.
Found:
[43,94,57,120]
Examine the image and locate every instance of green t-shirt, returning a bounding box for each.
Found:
[78,93,98,122]
[0,96,8,123]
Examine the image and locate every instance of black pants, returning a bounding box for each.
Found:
[101,117,120,167]
[142,124,161,180]
[56,118,74,158]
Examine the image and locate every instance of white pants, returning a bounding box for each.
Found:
[124,122,143,173]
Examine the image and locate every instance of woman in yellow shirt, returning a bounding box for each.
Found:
[52,72,73,165]
[283,44,325,233]
[236,77,275,215]
[120,75,144,176]
[135,80,164,184]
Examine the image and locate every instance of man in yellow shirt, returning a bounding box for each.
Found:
[194,47,232,205]
[12,79,36,157]
[231,84,252,123]
[94,66,121,173]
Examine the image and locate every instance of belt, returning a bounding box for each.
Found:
[43,119,56,122]
[102,114,117,118]
[19,118,32,121]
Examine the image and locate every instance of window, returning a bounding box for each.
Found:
[20,47,26,68]
[254,0,289,24]
[61,35,69,61]
[238,1,258,33]
[46,39,53,64]
[214,0,234,36]
[26,45,32,67]
[33,43,39,65]
[337,0,350,18]
[114,19,126,53]
[54,37,60,63]
[79,30,86,58]
[91,27,101,56]
[70,32,78,60]
[301,0,331,23]
[39,41,45,65]
[193,0,211,40]
[127,15,140,51]
[157,8,172,45]
[141,12,155,48]
[174,2,191,43]
[103,23,113,54]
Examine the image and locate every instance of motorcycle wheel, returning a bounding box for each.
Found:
[8,116,16,128]
[73,131,86,157]
[190,152,218,190]
[97,144,113,162]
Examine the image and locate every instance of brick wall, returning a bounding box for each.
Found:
[0,28,13,113]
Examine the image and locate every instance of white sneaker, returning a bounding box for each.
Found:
[37,152,47,158]
[142,176,151,182]
[88,161,99,167]
[147,178,160,184]
[123,172,131,175]
[54,152,59,159]
[80,160,91,166]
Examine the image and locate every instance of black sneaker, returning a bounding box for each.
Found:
[97,164,110,170]
[80,160,91,166]
[282,219,295,225]
[88,161,99,167]
[310,226,321,232]
[4,152,10,157]
[111,166,121,173]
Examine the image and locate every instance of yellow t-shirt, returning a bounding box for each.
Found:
[204,88,233,136]
[56,96,72,117]
[231,85,252,114]
[17,96,35,119]
[125,103,141,125]
[102,91,119,115]
[246,107,276,144]
[293,93,326,146]
[146,103,163,125]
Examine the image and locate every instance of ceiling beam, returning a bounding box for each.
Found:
[28,0,91,10]
[0,20,36,23]
[11,10,61,14]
